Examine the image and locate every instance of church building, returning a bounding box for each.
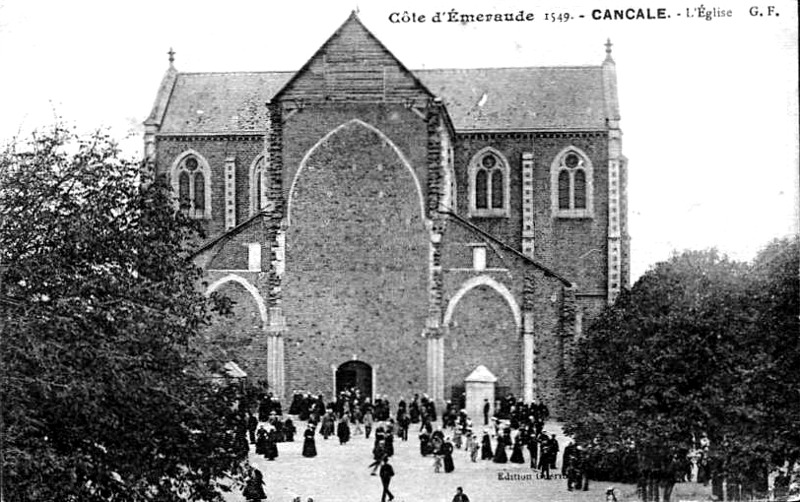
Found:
[143,12,629,416]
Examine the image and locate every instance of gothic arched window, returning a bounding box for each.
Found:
[171,152,211,219]
[551,148,593,218]
[469,149,509,217]
[250,155,267,215]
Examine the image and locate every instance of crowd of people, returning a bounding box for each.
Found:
[416,394,567,484]
[240,388,797,502]
[240,388,568,501]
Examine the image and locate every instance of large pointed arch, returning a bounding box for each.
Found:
[286,118,426,226]
[443,275,521,330]
[205,274,268,329]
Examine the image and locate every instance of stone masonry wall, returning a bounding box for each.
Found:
[439,219,569,416]
[281,120,429,402]
[155,136,265,237]
[204,278,270,384]
[280,103,429,214]
[530,133,609,294]
[451,132,609,295]
[445,284,521,397]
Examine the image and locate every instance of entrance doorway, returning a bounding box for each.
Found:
[335,361,372,399]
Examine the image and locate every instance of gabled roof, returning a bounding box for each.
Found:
[158,72,292,134]
[149,12,612,134]
[155,65,607,134]
[415,66,607,131]
[271,11,435,103]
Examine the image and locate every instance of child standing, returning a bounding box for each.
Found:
[469,434,480,462]
[433,453,443,473]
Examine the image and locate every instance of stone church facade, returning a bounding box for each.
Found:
[144,13,629,416]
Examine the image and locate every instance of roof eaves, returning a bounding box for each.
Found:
[272,11,436,102]
[178,70,296,76]
[156,131,266,138]
[190,210,267,260]
[439,209,574,287]
[455,126,608,134]
[270,12,356,102]
[145,66,179,127]
[413,64,602,72]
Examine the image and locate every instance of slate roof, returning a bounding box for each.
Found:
[415,66,607,131]
[158,72,293,134]
[156,66,608,134]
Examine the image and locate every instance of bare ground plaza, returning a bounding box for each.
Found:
[224,420,712,502]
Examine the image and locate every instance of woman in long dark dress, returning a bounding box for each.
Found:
[320,411,335,439]
[493,435,508,463]
[502,427,513,447]
[247,413,258,444]
[443,439,455,473]
[510,435,525,464]
[302,424,317,458]
[384,428,394,457]
[419,430,431,456]
[242,468,267,502]
[265,428,279,460]
[255,428,268,456]
[284,418,296,442]
[337,416,351,445]
[481,431,493,460]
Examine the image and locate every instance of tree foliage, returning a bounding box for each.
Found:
[0,126,247,501]
[744,237,800,469]
[564,242,799,501]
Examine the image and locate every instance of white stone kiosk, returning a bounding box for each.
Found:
[465,365,497,425]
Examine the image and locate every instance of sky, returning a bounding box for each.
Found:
[1,0,797,282]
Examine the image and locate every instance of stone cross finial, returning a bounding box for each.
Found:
[168,47,175,65]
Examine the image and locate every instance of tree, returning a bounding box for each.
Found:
[1,126,247,501]
[743,237,800,474]
[563,249,759,501]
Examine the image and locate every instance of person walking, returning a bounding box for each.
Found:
[452,486,470,502]
[379,456,395,502]
[369,442,387,475]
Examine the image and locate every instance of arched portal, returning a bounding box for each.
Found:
[202,275,267,381]
[335,361,373,399]
[444,280,522,399]
[282,118,428,400]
